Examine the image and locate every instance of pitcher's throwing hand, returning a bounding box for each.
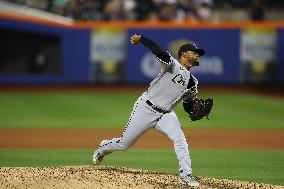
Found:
[130,34,141,44]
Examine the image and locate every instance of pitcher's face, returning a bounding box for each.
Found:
[181,51,200,69]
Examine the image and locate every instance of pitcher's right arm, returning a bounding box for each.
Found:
[130,34,171,65]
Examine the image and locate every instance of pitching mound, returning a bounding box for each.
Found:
[0,166,283,189]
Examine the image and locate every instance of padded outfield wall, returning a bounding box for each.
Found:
[0,13,284,85]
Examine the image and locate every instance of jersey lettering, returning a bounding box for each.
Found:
[172,74,186,86]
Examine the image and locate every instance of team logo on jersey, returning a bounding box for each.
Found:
[172,74,186,86]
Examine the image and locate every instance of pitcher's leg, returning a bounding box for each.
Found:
[95,95,160,161]
[155,112,192,176]
[93,99,146,164]
[99,115,150,153]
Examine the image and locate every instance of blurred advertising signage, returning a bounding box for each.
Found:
[240,28,277,84]
[126,29,239,84]
[91,29,126,84]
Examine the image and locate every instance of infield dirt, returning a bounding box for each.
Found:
[1,128,284,149]
[1,166,284,189]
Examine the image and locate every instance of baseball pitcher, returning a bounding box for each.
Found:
[93,34,213,187]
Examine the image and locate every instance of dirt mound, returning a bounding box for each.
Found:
[0,166,283,189]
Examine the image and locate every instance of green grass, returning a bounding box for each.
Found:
[0,149,283,185]
[0,93,136,128]
[0,92,283,129]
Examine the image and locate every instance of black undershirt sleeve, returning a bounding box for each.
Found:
[140,36,171,64]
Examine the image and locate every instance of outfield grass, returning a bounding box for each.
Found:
[0,93,283,129]
[0,149,283,185]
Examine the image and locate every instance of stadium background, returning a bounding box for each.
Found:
[0,0,284,188]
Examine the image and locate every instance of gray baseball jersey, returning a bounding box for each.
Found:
[147,54,198,111]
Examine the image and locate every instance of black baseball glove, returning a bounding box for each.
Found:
[183,98,213,121]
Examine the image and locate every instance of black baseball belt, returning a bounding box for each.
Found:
[146,100,170,114]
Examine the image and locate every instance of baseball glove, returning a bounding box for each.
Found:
[183,98,213,121]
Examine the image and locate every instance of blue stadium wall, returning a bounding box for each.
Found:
[0,16,283,85]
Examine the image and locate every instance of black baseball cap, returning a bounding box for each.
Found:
[178,43,205,57]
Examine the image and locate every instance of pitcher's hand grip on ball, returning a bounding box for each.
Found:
[130,34,141,44]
